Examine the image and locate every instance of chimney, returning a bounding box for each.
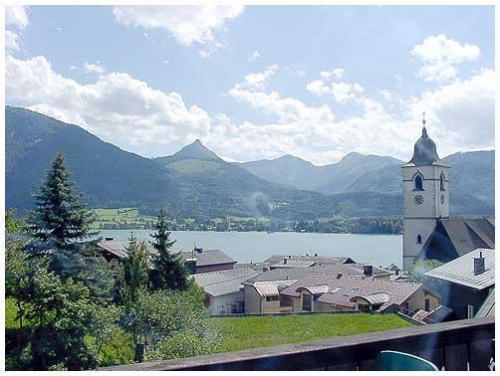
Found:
[283,258,288,265]
[184,258,197,274]
[474,251,486,275]
[363,265,373,277]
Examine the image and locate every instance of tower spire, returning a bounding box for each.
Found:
[421,112,427,137]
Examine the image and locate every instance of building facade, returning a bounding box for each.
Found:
[402,121,450,270]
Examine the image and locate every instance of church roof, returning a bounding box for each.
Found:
[407,126,446,166]
[418,218,495,263]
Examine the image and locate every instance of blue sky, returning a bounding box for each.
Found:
[5,5,495,165]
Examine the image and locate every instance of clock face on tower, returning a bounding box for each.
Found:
[414,195,424,205]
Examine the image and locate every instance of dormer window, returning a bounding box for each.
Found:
[414,174,424,191]
[440,172,446,191]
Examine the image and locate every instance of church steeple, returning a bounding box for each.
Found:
[402,113,450,270]
[408,115,442,166]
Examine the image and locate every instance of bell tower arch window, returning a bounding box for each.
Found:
[440,172,446,191]
[414,173,424,191]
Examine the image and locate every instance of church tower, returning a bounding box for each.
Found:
[402,115,450,270]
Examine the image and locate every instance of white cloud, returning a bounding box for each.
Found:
[234,65,279,91]
[112,5,244,57]
[6,5,29,30]
[408,69,495,152]
[84,63,106,76]
[6,30,20,51]
[6,55,212,156]
[412,34,480,82]
[306,75,365,105]
[5,53,494,166]
[320,68,344,80]
[248,51,261,63]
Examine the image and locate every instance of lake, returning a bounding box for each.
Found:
[98,230,403,268]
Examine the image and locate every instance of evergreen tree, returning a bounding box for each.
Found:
[121,234,149,307]
[149,209,190,291]
[28,153,97,276]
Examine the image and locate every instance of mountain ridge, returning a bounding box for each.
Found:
[5,106,494,219]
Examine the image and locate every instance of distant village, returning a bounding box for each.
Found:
[97,121,495,324]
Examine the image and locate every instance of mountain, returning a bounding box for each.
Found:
[315,152,403,194]
[344,150,495,216]
[6,106,494,219]
[6,106,178,213]
[240,151,403,193]
[238,154,324,190]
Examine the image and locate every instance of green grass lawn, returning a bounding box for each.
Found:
[211,313,413,352]
[91,207,157,229]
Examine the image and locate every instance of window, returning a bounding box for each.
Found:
[424,298,430,312]
[417,235,422,244]
[303,294,312,312]
[440,172,446,191]
[266,295,279,302]
[414,174,424,191]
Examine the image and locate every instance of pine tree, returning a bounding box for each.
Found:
[150,209,190,290]
[121,234,149,306]
[28,152,97,278]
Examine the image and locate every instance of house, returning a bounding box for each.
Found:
[401,119,495,269]
[242,264,392,314]
[424,248,495,320]
[97,239,235,274]
[180,247,236,274]
[280,273,440,315]
[193,267,260,315]
[264,254,356,270]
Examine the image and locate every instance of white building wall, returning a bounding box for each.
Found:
[208,291,244,316]
[402,164,450,270]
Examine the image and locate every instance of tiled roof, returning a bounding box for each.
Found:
[254,280,297,297]
[180,249,236,267]
[281,273,423,311]
[270,260,316,269]
[424,248,495,290]
[194,267,260,297]
[420,218,495,262]
[263,254,355,266]
[476,288,495,318]
[441,219,495,256]
[97,239,133,259]
[96,240,235,267]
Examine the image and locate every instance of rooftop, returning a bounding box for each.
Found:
[97,239,235,267]
[406,126,446,166]
[281,273,424,311]
[193,267,260,297]
[424,248,495,290]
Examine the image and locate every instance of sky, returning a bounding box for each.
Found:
[5,5,495,165]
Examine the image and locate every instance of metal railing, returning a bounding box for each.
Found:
[102,316,494,371]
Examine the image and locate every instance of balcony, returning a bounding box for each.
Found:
[102,316,494,371]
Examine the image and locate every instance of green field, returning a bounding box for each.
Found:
[210,313,413,352]
[91,208,157,230]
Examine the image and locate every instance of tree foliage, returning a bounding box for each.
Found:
[120,235,149,307]
[149,209,190,291]
[408,259,443,282]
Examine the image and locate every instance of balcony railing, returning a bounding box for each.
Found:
[102,316,494,371]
